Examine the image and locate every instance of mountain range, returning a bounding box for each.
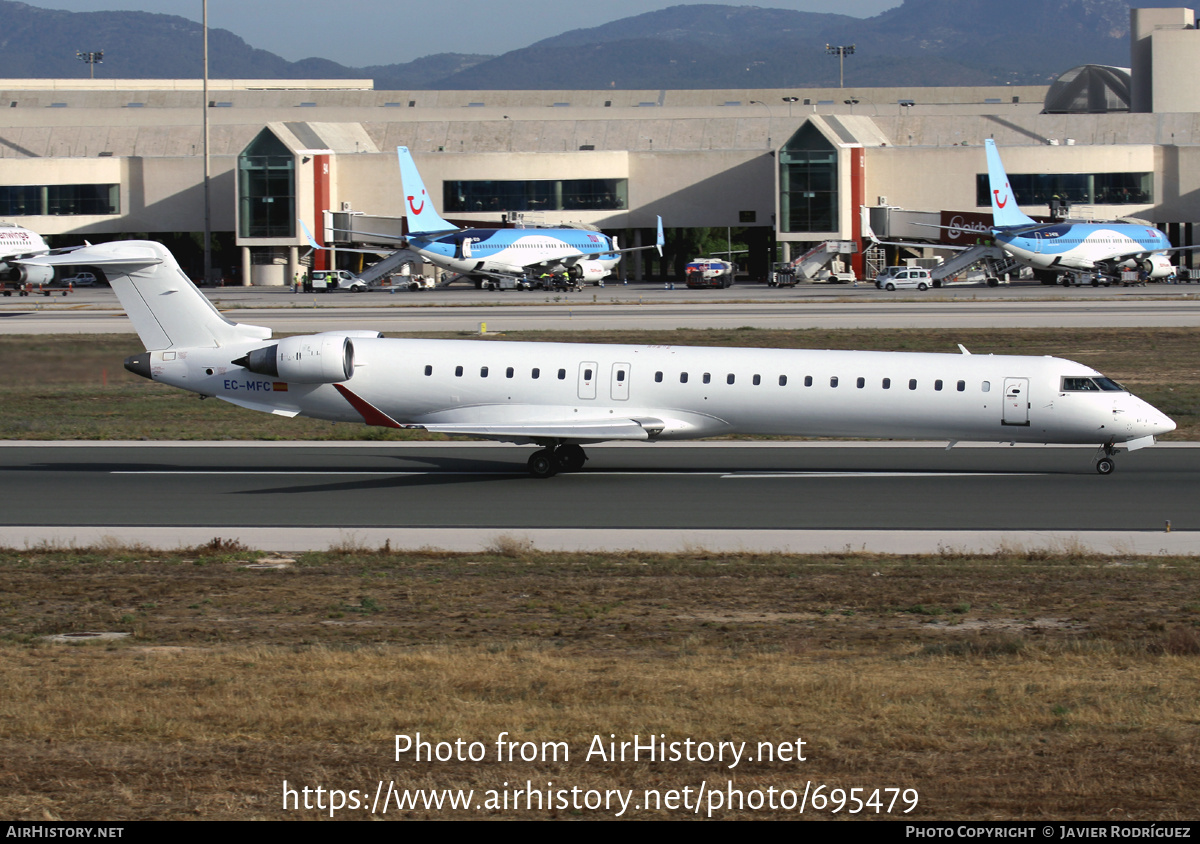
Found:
[0,0,1134,89]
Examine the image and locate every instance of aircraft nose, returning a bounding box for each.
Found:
[1150,411,1176,437]
[1129,398,1175,437]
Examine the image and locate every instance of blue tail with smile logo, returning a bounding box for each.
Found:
[985,139,1038,230]
[397,147,458,236]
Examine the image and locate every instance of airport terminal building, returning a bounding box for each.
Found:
[3,6,1200,284]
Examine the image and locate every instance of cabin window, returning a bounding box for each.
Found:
[804,376,813,387]
[455,365,463,377]
[558,369,566,380]
[481,366,489,377]
[655,371,663,383]
[703,373,711,384]
[957,380,965,392]
[680,372,689,384]
[779,375,787,386]
[616,369,626,381]
[883,378,891,389]
[830,376,838,388]
[753,374,761,385]
[727,374,735,385]
[935,380,943,391]
[424,365,432,376]
[856,377,865,388]
[909,379,917,390]
[982,381,991,392]
[584,368,593,380]
[532,368,540,379]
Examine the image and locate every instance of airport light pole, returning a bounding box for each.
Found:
[76,50,103,79]
[782,95,799,117]
[202,0,211,287]
[825,44,855,88]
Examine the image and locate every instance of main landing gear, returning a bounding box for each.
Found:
[1095,441,1117,475]
[526,443,588,478]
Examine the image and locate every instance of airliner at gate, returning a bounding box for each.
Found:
[985,139,1183,280]
[396,146,663,285]
[19,240,1175,477]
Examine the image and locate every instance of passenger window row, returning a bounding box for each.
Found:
[652,371,974,392]
[422,364,985,394]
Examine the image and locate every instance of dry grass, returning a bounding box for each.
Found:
[0,545,1197,820]
[0,327,1195,440]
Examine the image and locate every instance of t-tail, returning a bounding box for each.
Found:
[397,146,458,235]
[984,139,1037,230]
[15,241,270,355]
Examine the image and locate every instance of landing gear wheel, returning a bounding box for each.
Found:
[1096,457,1115,475]
[527,449,558,478]
[554,444,587,473]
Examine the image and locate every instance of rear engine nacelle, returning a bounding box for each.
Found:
[234,334,354,384]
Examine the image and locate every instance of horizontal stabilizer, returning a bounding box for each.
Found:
[18,240,270,351]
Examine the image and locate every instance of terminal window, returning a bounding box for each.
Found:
[238,130,295,238]
[975,171,1152,207]
[444,179,628,213]
[779,123,837,232]
[0,183,119,216]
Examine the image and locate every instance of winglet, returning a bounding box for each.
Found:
[397,146,458,235]
[984,140,1037,230]
[299,219,324,250]
[655,216,664,257]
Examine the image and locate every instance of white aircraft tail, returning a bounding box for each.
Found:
[397,146,458,235]
[17,241,270,351]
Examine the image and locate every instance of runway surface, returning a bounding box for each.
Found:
[3,289,1200,333]
[3,442,1195,554]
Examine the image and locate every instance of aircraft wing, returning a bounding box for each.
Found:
[420,417,664,441]
[333,384,663,441]
[561,216,666,263]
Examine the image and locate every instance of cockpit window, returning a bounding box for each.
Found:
[1062,376,1126,392]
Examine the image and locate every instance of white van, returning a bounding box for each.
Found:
[875,267,932,291]
[311,270,367,292]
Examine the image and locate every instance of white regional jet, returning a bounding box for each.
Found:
[19,241,1175,477]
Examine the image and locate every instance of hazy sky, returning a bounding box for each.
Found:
[37,1,903,66]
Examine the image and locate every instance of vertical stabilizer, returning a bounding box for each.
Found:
[397,146,458,235]
[18,241,270,351]
[984,139,1037,229]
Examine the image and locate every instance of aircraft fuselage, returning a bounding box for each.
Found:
[148,338,1173,448]
[411,229,619,280]
[995,223,1171,274]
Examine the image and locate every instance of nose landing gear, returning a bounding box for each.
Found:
[526,443,589,478]
[1094,441,1116,475]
